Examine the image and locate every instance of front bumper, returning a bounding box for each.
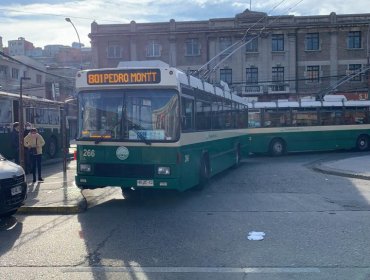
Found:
[75,175,180,191]
[0,182,27,215]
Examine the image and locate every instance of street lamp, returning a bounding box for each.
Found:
[19,76,31,170]
[65,17,83,69]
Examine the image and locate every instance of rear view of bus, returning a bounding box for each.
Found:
[75,61,248,195]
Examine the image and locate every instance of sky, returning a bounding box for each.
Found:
[0,0,369,49]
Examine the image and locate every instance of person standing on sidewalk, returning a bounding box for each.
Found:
[24,128,45,183]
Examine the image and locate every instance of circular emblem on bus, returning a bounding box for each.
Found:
[116,146,129,160]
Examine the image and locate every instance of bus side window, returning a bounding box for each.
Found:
[0,99,12,124]
[181,97,194,131]
[248,110,261,128]
[196,100,211,131]
[344,109,356,124]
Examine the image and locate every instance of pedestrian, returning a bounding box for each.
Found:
[11,122,20,164]
[24,128,45,183]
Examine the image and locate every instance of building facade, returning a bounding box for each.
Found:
[89,10,370,101]
[0,55,46,98]
[8,37,35,56]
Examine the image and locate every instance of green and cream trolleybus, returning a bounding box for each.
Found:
[247,96,370,156]
[75,61,249,194]
[0,90,64,160]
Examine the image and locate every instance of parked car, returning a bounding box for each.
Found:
[0,154,27,217]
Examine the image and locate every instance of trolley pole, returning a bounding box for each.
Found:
[19,76,30,170]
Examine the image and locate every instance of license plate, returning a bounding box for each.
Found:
[137,180,154,187]
[11,185,22,196]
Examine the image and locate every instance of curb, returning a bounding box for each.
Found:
[17,197,87,215]
[312,164,370,181]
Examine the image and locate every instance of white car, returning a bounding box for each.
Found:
[0,154,27,217]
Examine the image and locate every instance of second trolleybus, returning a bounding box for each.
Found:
[75,61,249,194]
[247,96,370,156]
[0,90,66,161]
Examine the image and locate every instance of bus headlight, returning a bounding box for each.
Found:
[80,163,92,172]
[157,166,171,175]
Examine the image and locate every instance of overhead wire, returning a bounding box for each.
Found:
[317,65,370,99]
[195,0,288,76]
[0,50,75,81]
[204,0,305,80]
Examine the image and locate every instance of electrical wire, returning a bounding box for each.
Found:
[0,50,75,81]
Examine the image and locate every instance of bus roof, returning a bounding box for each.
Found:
[77,60,248,106]
[248,99,370,109]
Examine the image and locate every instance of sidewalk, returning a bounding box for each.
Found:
[17,157,87,215]
[312,153,370,180]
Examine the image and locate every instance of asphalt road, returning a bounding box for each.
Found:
[1,152,370,280]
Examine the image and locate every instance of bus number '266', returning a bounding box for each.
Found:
[82,149,95,157]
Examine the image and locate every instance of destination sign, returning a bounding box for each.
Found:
[87,69,161,85]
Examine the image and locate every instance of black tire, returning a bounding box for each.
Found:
[356,135,369,151]
[0,209,17,218]
[194,155,209,191]
[47,137,58,158]
[269,138,285,156]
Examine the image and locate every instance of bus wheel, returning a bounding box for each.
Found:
[47,137,58,158]
[0,209,17,218]
[356,135,369,151]
[269,138,285,156]
[194,155,209,191]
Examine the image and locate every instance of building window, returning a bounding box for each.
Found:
[146,40,161,57]
[348,64,362,81]
[36,74,42,84]
[220,69,232,84]
[272,66,285,91]
[245,36,258,52]
[0,65,8,76]
[305,33,319,51]
[246,67,259,92]
[272,34,284,52]
[348,31,361,49]
[11,68,19,79]
[306,65,320,83]
[185,38,200,56]
[219,37,232,54]
[246,67,258,84]
[107,43,122,58]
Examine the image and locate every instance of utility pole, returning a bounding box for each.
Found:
[19,76,31,170]
[367,23,370,99]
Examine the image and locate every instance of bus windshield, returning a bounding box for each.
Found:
[78,89,180,142]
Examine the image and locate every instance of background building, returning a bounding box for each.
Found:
[1,37,92,101]
[89,10,370,101]
[0,55,46,98]
[7,37,34,56]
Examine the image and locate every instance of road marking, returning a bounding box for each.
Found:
[63,266,320,273]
